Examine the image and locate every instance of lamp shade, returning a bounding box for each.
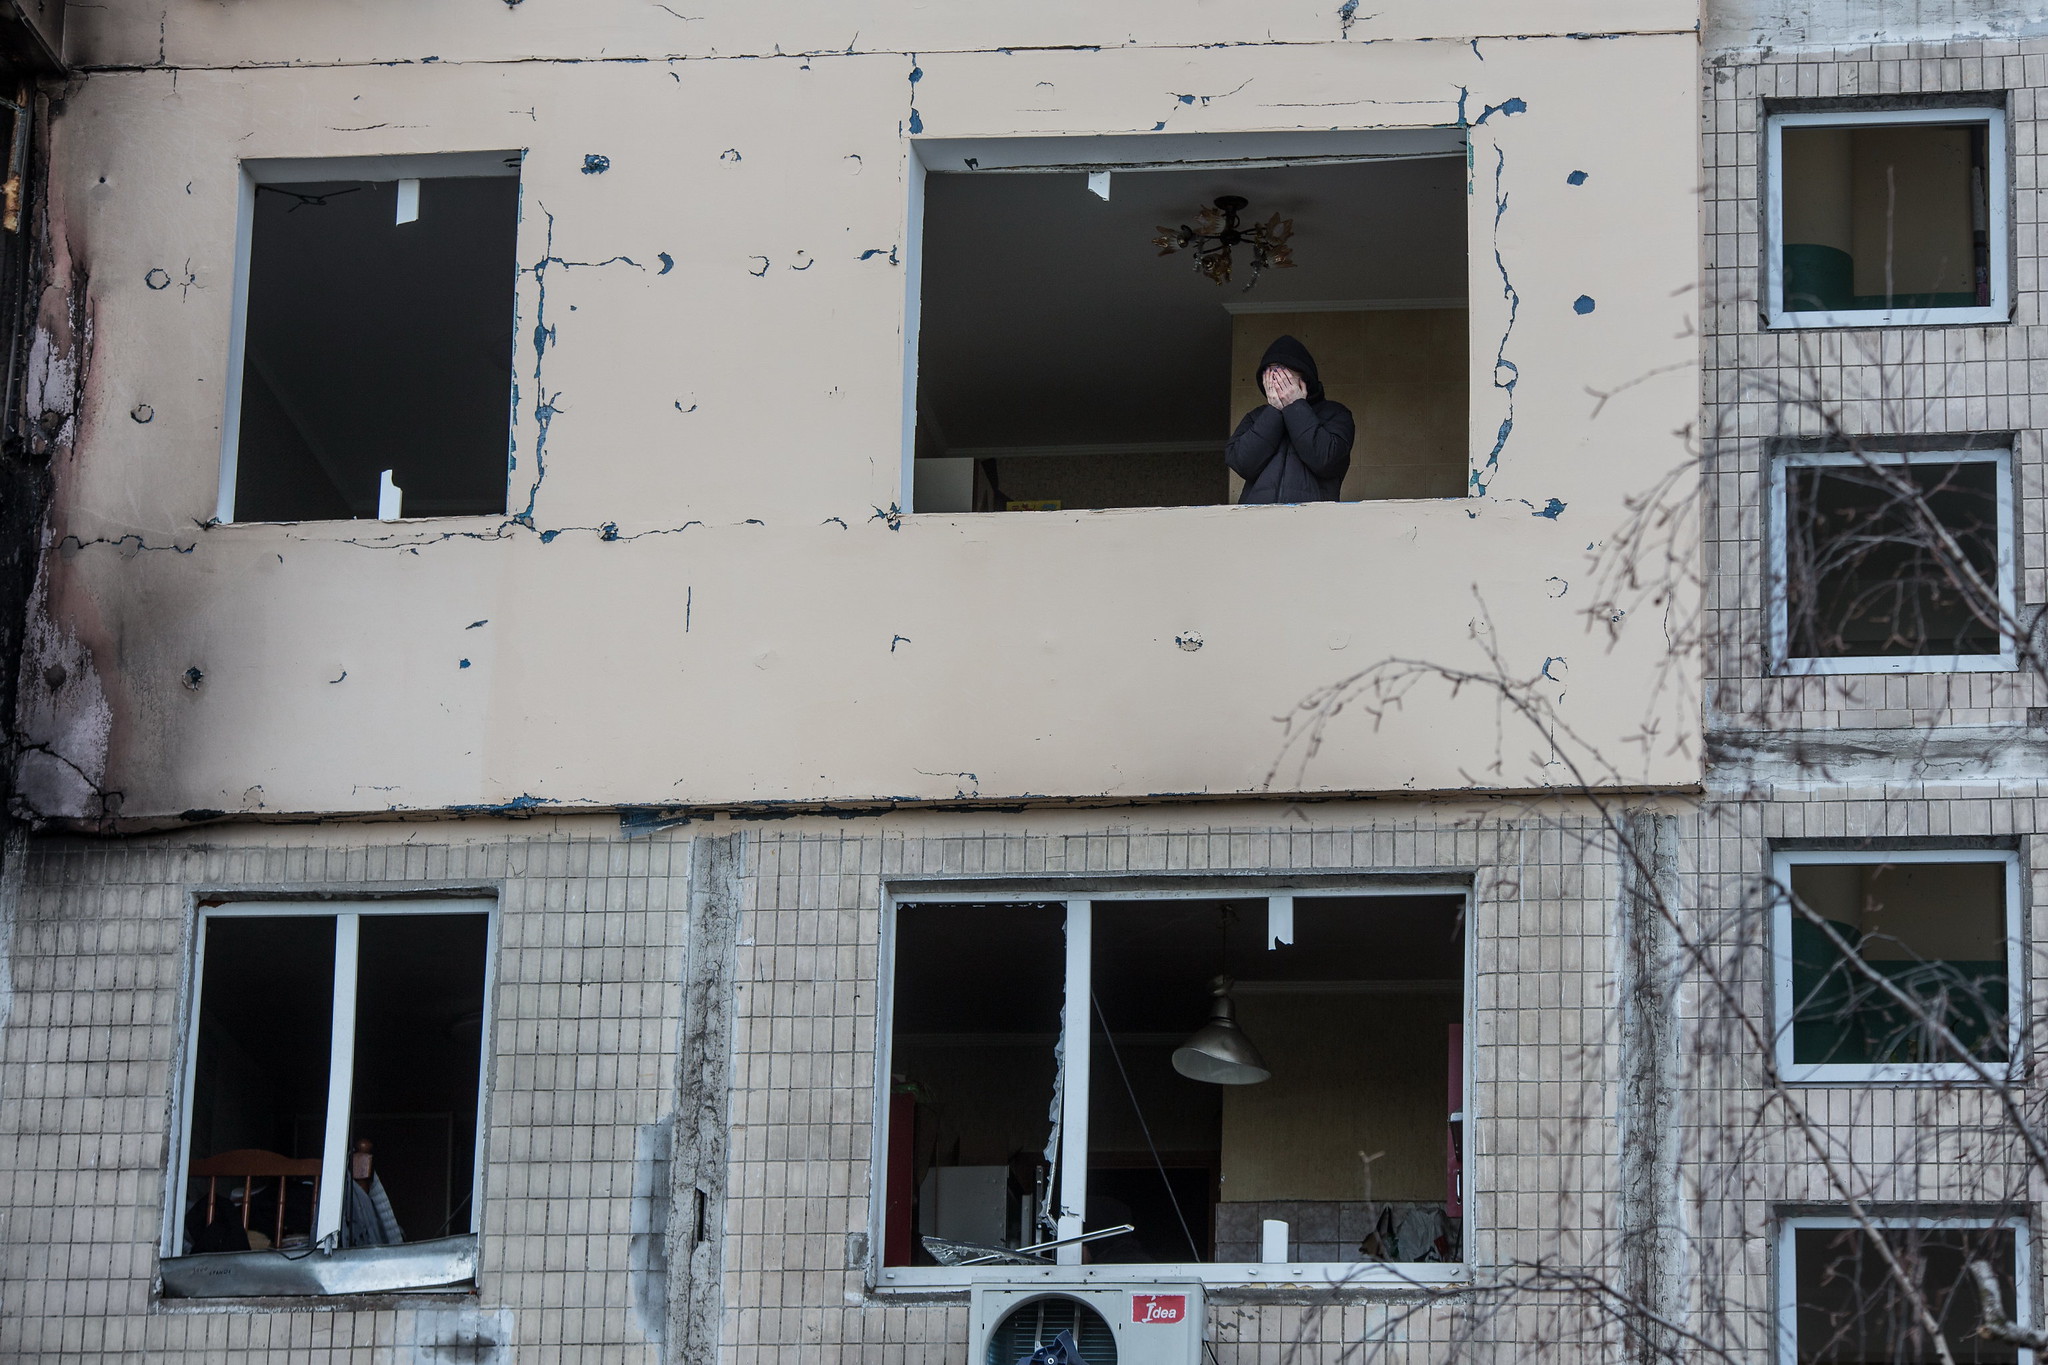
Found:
[1171,977,1271,1085]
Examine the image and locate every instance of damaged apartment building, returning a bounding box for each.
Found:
[0,0,2041,1362]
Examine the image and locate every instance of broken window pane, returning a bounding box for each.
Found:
[184,915,334,1254]
[915,155,1468,512]
[1779,118,1993,316]
[1783,456,2003,661]
[886,902,1065,1266]
[1792,1222,2020,1364]
[1788,860,2011,1068]
[233,171,519,521]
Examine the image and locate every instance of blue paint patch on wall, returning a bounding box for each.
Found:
[459,658,472,669]
[1534,498,1566,519]
[581,154,610,174]
[1572,295,1595,314]
[1473,96,1526,125]
[1566,169,1588,185]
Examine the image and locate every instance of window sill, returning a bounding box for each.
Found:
[1776,652,2015,676]
[873,1261,1468,1295]
[159,1234,476,1300]
[1782,1062,2013,1087]
[1766,305,2010,330]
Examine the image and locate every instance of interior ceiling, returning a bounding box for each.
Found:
[917,156,1469,451]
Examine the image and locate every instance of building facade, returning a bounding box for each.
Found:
[3,0,2039,1362]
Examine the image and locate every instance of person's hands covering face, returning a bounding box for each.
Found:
[1262,366,1308,408]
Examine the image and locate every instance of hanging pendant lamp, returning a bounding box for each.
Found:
[1171,975,1271,1085]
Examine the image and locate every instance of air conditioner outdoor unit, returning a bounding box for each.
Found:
[969,1283,1205,1365]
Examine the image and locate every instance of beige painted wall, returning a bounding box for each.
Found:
[1220,990,1458,1203]
[20,11,1702,822]
[1230,308,1469,501]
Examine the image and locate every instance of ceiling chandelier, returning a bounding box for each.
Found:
[1152,195,1296,288]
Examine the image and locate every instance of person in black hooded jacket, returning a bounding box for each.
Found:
[1225,334,1355,503]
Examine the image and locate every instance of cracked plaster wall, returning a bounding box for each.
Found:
[27,5,1701,824]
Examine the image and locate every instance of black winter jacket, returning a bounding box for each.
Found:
[1225,334,1354,503]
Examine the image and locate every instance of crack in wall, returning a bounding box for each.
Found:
[1472,141,1517,496]
[67,29,1690,77]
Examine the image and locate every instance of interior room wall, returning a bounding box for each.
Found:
[890,1041,1057,1167]
[1220,989,1458,1203]
[1229,308,1469,501]
[1848,125,1974,297]
[1790,861,2006,962]
[1781,126,1855,254]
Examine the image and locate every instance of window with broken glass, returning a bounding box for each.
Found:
[1772,850,2021,1085]
[906,132,1471,514]
[219,153,522,524]
[880,891,1467,1284]
[163,900,492,1298]
[1766,106,2009,329]
[1779,1216,2029,1365]
[1769,447,2013,673]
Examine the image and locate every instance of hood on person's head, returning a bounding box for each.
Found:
[1256,334,1325,402]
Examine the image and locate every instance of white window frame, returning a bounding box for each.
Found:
[1767,446,2015,675]
[164,897,498,1265]
[899,129,1471,515]
[1771,849,2022,1086]
[216,151,524,526]
[872,883,1474,1291]
[1776,1213,2033,1365]
[1764,106,2010,330]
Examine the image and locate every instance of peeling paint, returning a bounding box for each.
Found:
[581,153,610,173]
[1572,293,1595,314]
[1471,94,1526,124]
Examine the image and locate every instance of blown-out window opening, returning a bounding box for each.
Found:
[879,888,1469,1286]
[905,131,1472,515]
[162,899,494,1299]
[216,151,523,525]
